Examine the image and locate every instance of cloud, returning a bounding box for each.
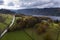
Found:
[0,0,4,5]
[0,0,60,10]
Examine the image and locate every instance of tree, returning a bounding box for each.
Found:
[34,20,49,34]
[43,32,53,40]
[24,17,38,28]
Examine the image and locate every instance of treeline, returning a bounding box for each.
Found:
[8,16,52,32]
[8,15,60,40]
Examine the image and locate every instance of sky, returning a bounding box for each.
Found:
[0,0,60,10]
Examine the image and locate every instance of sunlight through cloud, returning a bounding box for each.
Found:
[0,0,60,10]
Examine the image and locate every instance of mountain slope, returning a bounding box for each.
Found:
[0,9,15,14]
[16,8,60,16]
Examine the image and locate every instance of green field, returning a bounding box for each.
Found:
[1,26,60,40]
[0,14,13,32]
[1,28,59,40]
[1,16,60,40]
[24,28,43,40]
[0,30,32,40]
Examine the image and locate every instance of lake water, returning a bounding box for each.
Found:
[32,15,60,20]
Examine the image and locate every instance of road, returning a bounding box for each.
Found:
[9,15,15,28]
[0,15,15,38]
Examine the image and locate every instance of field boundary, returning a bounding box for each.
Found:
[0,15,15,38]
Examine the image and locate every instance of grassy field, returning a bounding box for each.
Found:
[0,30,32,40]
[1,28,59,40]
[0,28,59,40]
[24,28,43,40]
[1,16,60,40]
[0,14,13,32]
[24,28,58,40]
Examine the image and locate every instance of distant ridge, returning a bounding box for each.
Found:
[0,8,60,16]
[0,9,15,14]
[15,8,60,16]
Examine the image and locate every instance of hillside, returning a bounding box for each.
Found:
[0,14,13,34]
[1,15,60,40]
[16,8,60,16]
[0,9,15,14]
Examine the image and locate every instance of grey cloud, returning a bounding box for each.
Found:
[0,0,4,5]
[8,2,14,6]
[1,0,60,9]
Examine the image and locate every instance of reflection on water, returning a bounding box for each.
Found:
[32,15,60,20]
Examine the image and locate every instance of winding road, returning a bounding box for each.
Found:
[0,15,15,38]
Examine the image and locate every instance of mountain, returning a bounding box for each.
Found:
[16,8,60,16]
[0,8,60,16]
[0,9,15,14]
